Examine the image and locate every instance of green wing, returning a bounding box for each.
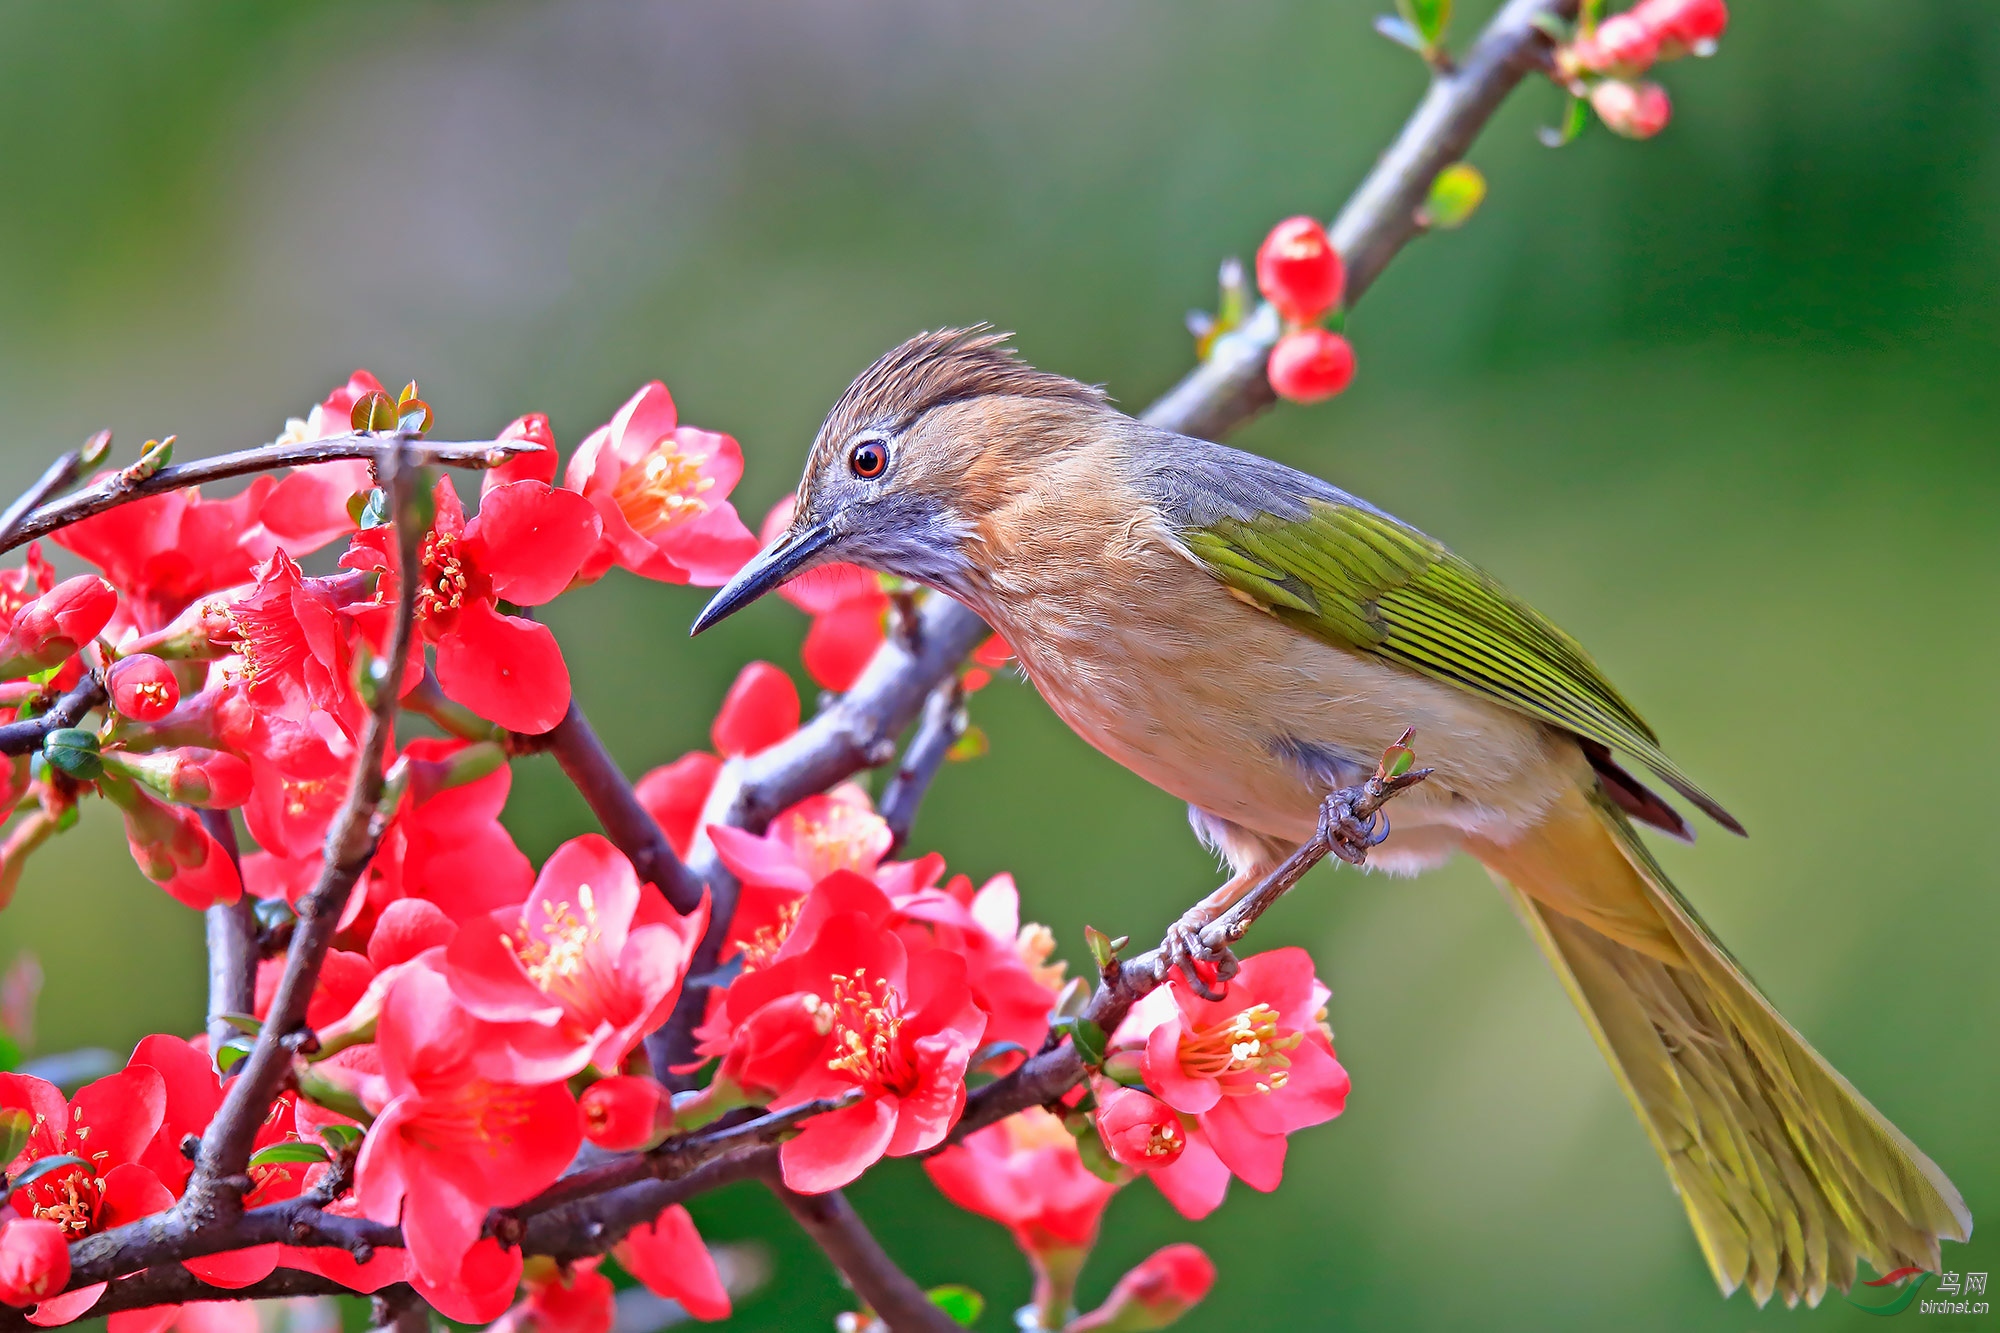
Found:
[1181,497,1741,833]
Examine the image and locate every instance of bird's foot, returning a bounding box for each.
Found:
[1155,904,1241,1001]
[1317,787,1392,865]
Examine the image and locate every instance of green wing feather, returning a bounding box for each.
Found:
[1182,498,1742,832]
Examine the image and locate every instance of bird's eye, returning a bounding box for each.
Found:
[848,439,889,479]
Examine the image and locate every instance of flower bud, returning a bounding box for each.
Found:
[119,592,241,661]
[1569,13,1659,76]
[1590,78,1672,139]
[580,1075,670,1152]
[1255,216,1345,325]
[0,1217,71,1308]
[0,576,116,678]
[1266,328,1357,403]
[107,654,181,721]
[99,776,243,909]
[1068,1244,1215,1332]
[1094,1087,1186,1170]
[99,746,252,809]
[1632,0,1727,58]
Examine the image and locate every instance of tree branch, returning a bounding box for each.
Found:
[879,680,966,855]
[767,1178,961,1333]
[0,674,106,756]
[199,810,257,1055]
[531,701,705,914]
[0,1273,418,1331]
[0,431,109,550]
[0,433,542,557]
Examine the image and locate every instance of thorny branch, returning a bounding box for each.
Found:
[2,0,1576,1319]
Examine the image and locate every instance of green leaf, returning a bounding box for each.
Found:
[252,896,296,933]
[1399,0,1451,45]
[214,1037,255,1072]
[0,1107,30,1164]
[355,488,390,529]
[1083,924,1116,972]
[249,1140,330,1167]
[946,724,988,762]
[318,1123,364,1151]
[1372,12,1426,53]
[216,1012,262,1037]
[925,1286,985,1328]
[1539,95,1589,148]
[1057,1016,1108,1068]
[6,1154,87,1196]
[42,728,103,781]
[1423,163,1486,230]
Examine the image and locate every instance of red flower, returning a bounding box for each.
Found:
[709,661,800,759]
[0,1066,175,1327]
[444,834,707,1081]
[894,872,1061,1066]
[612,1205,731,1323]
[222,551,366,745]
[493,1258,615,1333]
[1108,948,1348,1219]
[709,878,986,1191]
[567,381,759,587]
[1093,1086,1187,1171]
[709,789,891,897]
[1590,79,1672,139]
[1631,0,1727,57]
[0,547,54,623]
[579,1075,668,1152]
[55,478,276,633]
[1068,1244,1215,1332]
[1266,328,1356,404]
[1255,216,1345,324]
[353,964,582,1320]
[0,1220,68,1310]
[341,476,600,734]
[1571,12,1659,75]
[101,782,243,910]
[634,752,724,859]
[106,655,180,721]
[247,370,391,557]
[758,498,888,691]
[924,1108,1116,1257]
[0,576,117,680]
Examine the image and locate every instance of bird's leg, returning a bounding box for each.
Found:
[1157,870,1263,998]
[1316,783,1394,865]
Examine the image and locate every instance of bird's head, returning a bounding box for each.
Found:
[692,327,1109,634]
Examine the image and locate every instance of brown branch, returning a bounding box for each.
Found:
[198,810,257,1055]
[0,433,542,557]
[879,680,966,855]
[0,673,106,756]
[0,431,109,550]
[176,434,422,1225]
[529,701,705,914]
[767,1177,961,1333]
[0,1272,418,1331]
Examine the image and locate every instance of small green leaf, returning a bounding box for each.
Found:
[0,1107,31,1164]
[216,1013,262,1037]
[6,1154,87,1196]
[252,896,296,933]
[249,1140,330,1167]
[1539,95,1589,148]
[318,1123,364,1151]
[355,488,390,529]
[397,403,433,437]
[351,390,399,433]
[1399,0,1451,45]
[947,724,988,762]
[42,728,102,781]
[1423,163,1486,230]
[1083,924,1116,973]
[1062,1017,1108,1068]
[925,1286,985,1328]
[214,1037,255,1072]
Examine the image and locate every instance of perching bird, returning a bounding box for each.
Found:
[692,328,1970,1306]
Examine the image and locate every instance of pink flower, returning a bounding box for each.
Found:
[758,497,888,691]
[1093,1086,1187,1171]
[0,1220,68,1310]
[567,381,759,587]
[341,476,601,734]
[1068,1244,1215,1332]
[0,576,117,679]
[444,834,706,1081]
[55,479,276,633]
[579,1075,669,1152]
[106,655,180,721]
[353,965,581,1321]
[924,1108,1116,1256]
[1108,948,1348,1219]
[613,1205,731,1322]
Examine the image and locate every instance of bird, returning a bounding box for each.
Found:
[691,327,1970,1307]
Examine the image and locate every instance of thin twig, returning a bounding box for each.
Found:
[0,674,106,757]
[0,431,109,550]
[767,1176,962,1333]
[177,434,422,1224]
[531,701,705,914]
[198,810,257,1055]
[879,680,966,855]
[0,433,542,556]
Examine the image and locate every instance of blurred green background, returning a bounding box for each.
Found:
[3,1,1995,1329]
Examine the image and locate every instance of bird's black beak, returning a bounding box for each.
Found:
[690,521,836,635]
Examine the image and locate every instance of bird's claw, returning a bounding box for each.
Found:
[1318,791,1390,865]
[1155,908,1241,1001]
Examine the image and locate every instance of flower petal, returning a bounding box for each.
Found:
[466,482,602,606]
[434,600,571,735]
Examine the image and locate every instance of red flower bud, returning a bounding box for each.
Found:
[1255,216,1345,324]
[0,575,115,677]
[1570,12,1659,75]
[100,778,244,909]
[1632,0,1727,58]
[1590,78,1672,139]
[107,654,181,721]
[1068,1244,1215,1332]
[710,661,800,758]
[1266,328,1357,403]
[1095,1086,1187,1170]
[0,1217,71,1308]
[100,746,252,809]
[579,1075,669,1152]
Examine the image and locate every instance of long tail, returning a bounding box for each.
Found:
[1466,786,1971,1308]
